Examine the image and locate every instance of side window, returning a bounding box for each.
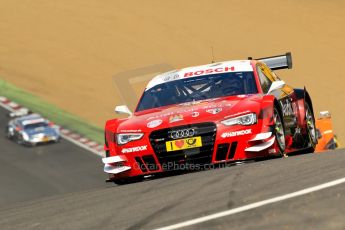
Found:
[256,65,272,94]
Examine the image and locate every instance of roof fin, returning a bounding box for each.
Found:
[211,46,215,63]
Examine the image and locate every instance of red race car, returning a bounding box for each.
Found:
[103,53,317,184]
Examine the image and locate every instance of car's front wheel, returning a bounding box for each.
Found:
[273,106,286,156]
[16,134,24,145]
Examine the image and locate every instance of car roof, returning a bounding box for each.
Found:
[146,60,254,90]
[16,114,46,126]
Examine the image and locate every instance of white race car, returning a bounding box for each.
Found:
[6,114,60,146]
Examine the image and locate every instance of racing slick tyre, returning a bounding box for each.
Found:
[16,135,24,145]
[5,127,13,140]
[16,135,32,147]
[273,106,286,156]
[54,137,61,144]
[304,102,317,153]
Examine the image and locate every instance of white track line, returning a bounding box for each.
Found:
[0,100,104,157]
[155,177,345,230]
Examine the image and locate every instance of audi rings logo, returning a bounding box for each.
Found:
[170,128,195,139]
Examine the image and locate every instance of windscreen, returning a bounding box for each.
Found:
[136,71,257,112]
[24,122,48,130]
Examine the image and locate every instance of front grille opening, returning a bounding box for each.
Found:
[149,122,216,167]
[135,157,148,173]
[142,155,159,171]
[227,141,238,159]
[216,144,230,161]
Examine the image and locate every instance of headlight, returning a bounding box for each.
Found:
[221,113,257,126]
[116,133,144,145]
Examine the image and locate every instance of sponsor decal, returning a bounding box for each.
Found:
[202,104,224,109]
[147,108,197,121]
[22,118,46,125]
[184,66,235,78]
[192,111,199,117]
[178,98,217,107]
[169,114,183,123]
[121,145,147,153]
[221,129,252,138]
[223,110,251,119]
[206,108,222,115]
[147,112,174,121]
[166,136,202,152]
[268,148,276,154]
[280,98,294,116]
[162,74,180,82]
[153,138,165,143]
[147,119,163,128]
[179,101,203,106]
[120,129,142,133]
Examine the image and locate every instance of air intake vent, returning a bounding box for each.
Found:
[228,142,238,159]
[142,155,159,171]
[216,144,230,161]
[135,157,147,173]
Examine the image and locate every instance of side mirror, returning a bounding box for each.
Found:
[267,80,285,94]
[115,105,133,117]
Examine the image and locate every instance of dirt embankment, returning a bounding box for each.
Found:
[0,0,344,141]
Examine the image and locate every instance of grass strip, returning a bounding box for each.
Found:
[0,78,103,143]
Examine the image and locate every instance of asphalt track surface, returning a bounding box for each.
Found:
[0,106,105,207]
[1,107,345,229]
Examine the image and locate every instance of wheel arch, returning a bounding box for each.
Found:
[104,118,120,157]
[295,88,314,116]
[261,95,286,154]
[261,95,283,118]
[260,95,285,132]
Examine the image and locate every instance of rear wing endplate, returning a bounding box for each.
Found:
[248,52,292,70]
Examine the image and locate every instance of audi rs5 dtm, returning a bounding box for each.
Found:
[103,52,317,184]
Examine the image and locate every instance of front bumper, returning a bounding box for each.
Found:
[102,156,131,174]
[27,134,60,144]
[103,123,278,179]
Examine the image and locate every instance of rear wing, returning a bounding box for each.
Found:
[248,52,292,70]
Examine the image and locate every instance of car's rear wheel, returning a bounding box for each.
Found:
[273,107,286,155]
[304,102,317,153]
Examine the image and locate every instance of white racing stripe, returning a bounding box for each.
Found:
[155,177,345,230]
